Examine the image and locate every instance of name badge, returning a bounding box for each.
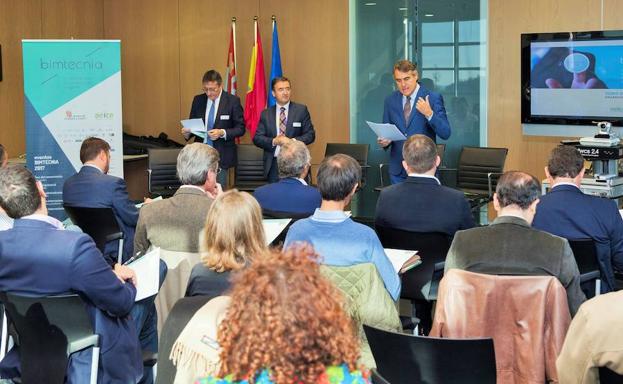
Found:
[220,115,230,120]
[293,122,302,127]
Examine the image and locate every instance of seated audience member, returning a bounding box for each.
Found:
[444,171,585,315]
[556,290,623,383]
[0,165,142,383]
[375,134,475,235]
[135,143,222,255]
[284,154,401,301]
[185,190,266,297]
[0,144,13,231]
[63,137,146,263]
[533,145,623,293]
[253,140,321,216]
[196,245,369,384]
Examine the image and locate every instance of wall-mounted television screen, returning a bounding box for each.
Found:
[521,30,623,129]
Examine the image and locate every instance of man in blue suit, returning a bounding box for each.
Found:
[63,137,141,264]
[253,76,316,183]
[375,134,475,235]
[0,165,142,383]
[533,145,623,293]
[253,140,321,216]
[379,60,451,184]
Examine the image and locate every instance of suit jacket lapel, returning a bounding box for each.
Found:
[285,102,297,137]
[216,92,229,120]
[268,106,278,138]
[406,86,425,129]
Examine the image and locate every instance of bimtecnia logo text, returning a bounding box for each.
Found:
[40,58,103,70]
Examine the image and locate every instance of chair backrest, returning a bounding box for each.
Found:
[234,144,267,192]
[364,324,496,384]
[0,293,98,384]
[156,295,214,384]
[324,143,370,188]
[436,143,446,165]
[568,239,600,275]
[375,226,451,301]
[261,210,309,247]
[148,148,182,197]
[457,146,507,194]
[599,367,623,383]
[63,205,122,253]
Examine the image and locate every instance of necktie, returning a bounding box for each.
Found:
[404,96,412,124]
[279,107,287,136]
[204,101,215,146]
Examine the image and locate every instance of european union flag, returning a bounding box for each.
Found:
[268,19,282,107]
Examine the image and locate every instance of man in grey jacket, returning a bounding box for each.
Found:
[444,170,585,315]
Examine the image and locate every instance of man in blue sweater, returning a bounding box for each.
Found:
[284,154,401,300]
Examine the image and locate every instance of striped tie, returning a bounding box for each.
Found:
[404,96,412,123]
[279,107,286,135]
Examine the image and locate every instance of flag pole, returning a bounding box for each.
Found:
[232,17,237,73]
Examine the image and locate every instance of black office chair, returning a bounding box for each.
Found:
[324,143,370,188]
[234,144,268,192]
[599,366,623,383]
[454,146,508,210]
[63,205,125,264]
[261,211,310,248]
[363,324,496,384]
[375,143,446,192]
[147,148,182,198]
[0,293,100,384]
[156,296,214,384]
[568,239,602,298]
[375,226,451,335]
[371,368,392,384]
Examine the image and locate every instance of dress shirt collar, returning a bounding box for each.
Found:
[21,214,64,230]
[82,163,104,173]
[551,181,581,191]
[407,173,440,185]
[490,215,530,228]
[276,101,291,112]
[402,84,420,105]
[296,177,307,186]
[311,208,349,223]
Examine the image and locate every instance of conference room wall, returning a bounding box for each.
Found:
[0,0,349,172]
[488,0,623,180]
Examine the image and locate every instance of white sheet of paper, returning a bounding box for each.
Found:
[126,247,161,301]
[263,219,292,245]
[619,209,623,220]
[366,121,408,141]
[135,195,163,209]
[384,248,418,273]
[181,118,207,132]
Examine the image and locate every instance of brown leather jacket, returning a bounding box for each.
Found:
[430,269,571,384]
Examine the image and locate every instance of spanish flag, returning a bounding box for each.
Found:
[244,18,267,139]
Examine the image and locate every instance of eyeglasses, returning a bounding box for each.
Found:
[202,87,220,93]
[213,167,222,175]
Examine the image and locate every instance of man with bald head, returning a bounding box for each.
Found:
[444,171,585,315]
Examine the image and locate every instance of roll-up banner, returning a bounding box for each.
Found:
[22,40,123,219]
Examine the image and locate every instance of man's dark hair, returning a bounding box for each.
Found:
[202,70,223,85]
[0,165,41,218]
[495,171,541,210]
[547,145,584,178]
[271,76,291,91]
[403,134,437,173]
[79,137,110,164]
[317,154,361,201]
[0,144,6,166]
[393,59,417,73]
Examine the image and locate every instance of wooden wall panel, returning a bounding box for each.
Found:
[102,0,180,140]
[488,0,605,180]
[41,0,103,38]
[0,0,42,158]
[178,0,259,144]
[259,0,350,165]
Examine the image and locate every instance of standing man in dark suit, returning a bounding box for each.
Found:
[182,70,245,187]
[0,165,142,383]
[253,76,316,183]
[533,145,623,293]
[375,134,474,235]
[379,60,451,184]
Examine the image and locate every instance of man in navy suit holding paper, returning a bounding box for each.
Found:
[182,70,245,187]
[379,60,451,184]
[253,76,316,183]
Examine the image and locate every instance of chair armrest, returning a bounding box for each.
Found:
[147,169,152,194]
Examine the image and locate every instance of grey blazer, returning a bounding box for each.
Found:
[444,215,586,316]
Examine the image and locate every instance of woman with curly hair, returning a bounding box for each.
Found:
[196,244,370,384]
[185,189,267,297]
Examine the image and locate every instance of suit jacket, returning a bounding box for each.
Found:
[189,91,245,169]
[252,101,316,177]
[533,184,623,293]
[253,177,321,216]
[0,219,142,383]
[444,215,586,316]
[375,176,475,236]
[382,88,451,178]
[134,187,214,255]
[557,291,623,383]
[63,166,138,263]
